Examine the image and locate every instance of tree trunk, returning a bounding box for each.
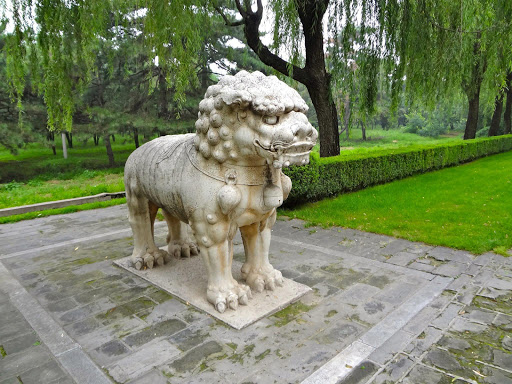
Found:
[104,134,115,167]
[158,70,169,119]
[93,134,99,146]
[488,93,504,136]
[299,1,339,157]
[134,128,140,148]
[306,77,340,157]
[343,94,351,140]
[61,132,68,159]
[360,121,367,141]
[47,132,56,155]
[111,134,115,142]
[65,132,73,148]
[504,72,512,134]
[463,34,485,140]
[464,93,480,140]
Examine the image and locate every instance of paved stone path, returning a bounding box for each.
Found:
[0,205,511,384]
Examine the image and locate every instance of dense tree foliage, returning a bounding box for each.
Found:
[2,0,511,158]
[386,0,512,139]
[0,1,267,161]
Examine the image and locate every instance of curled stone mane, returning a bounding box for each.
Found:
[193,71,308,164]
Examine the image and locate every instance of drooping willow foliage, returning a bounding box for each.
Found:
[1,0,210,131]
[2,0,511,132]
[271,0,512,114]
[393,0,512,109]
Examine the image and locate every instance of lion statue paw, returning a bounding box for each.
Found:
[132,249,170,270]
[207,281,253,313]
[168,241,199,259]
[241,264,284,293]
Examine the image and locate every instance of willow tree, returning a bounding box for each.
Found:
[386,0,512,139]
[7,0,508,157]
[4,0,396,158]
[2,0,210,134]
[214,0,391,157]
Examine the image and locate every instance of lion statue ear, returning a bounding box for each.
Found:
[220,90,252,109]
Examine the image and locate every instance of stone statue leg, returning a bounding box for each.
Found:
[190,217,251,313]
[126,185,169,270]
[240,211,284,293]
[162,210,199,259]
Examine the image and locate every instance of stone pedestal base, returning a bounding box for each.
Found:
[114,255,311,329]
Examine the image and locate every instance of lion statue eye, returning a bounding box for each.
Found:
[262,115,279,125]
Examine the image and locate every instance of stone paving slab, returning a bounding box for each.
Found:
[1,206,511,384]
[114,255,311,329]
[0,290,76,384]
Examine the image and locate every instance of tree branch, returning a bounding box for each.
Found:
[429,18,493,34]
[238,1,308,84]
[234,0,247,18]
[213,5,244,27]
[255,0,263,18]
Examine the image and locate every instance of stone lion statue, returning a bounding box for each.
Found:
[124,71,318,313]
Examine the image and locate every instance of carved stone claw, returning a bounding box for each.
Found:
[252,278,265,293]
[216,301,226,313]
[208,283,251,313]
[228,294,239,310]
[156,255,165,267]
[143,254,154,269]
[134,257,144,270]
[168,242,200,259]
[239,293,249,306]
[182,244,191,258]
[132,250,170,270]
[242,266,284,293]
[164,252,173,264]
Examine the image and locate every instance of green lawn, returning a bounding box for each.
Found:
[0,198,126,224]
[2,128,507,253]
[282,150,512,255]
[0,134,136,183]
[0,134,130,223]
[0,169,125,209]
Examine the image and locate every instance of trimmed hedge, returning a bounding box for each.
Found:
[284,134,512,206]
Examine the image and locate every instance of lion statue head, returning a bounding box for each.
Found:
[193,71,318,169]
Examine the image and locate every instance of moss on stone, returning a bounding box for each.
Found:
[255,349,271,362]
[365,274,391,289]
[348,313,371,327]
[272,301,314,327]
[227,342,238,351]
[326,310,338,318]
[70,257,96,265]
[473,294,512,315]
[151,290,174,303]
[161,369,174,378]
[0,345,6,357]
[228,344,256,364]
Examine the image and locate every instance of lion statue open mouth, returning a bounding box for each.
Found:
[124,71,318,313]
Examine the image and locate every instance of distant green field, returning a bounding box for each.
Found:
[0,134,136,183]
[283,150,512,255]
[339,127,461,151]
[309,127,462,155]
